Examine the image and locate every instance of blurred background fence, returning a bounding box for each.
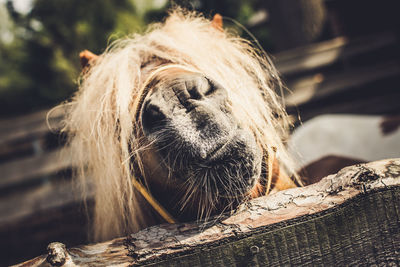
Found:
[0,0,399,265]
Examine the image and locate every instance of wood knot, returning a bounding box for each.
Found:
[46,242,67,266]
[250,245,259,255]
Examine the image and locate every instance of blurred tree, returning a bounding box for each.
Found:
[0,0,168,117]
[0,0,273,117]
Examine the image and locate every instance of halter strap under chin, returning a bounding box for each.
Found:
[130,174,176,224]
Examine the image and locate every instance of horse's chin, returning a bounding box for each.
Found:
[170,140,263,199]
[139,134,263,221]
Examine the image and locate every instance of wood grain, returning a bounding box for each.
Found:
[14,158,400,266]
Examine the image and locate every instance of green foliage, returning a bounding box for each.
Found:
[0,0,146,117]
[0,0,272,117]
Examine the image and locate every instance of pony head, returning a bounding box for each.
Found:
[63,8,299,241]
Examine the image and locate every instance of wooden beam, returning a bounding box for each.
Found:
[15,158,400,266]
[289,86,400,122]
[0,108,63,147]
[0,178,92,226]
[274,32,396,76]
[285,61,400,107]
[0,148,71,190]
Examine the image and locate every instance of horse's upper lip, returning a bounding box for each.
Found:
[205,137,235,161]
[206,142,227,160]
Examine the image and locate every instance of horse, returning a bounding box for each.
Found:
[62,8,301,241]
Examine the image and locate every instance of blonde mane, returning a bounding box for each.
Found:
[62,8,298,241]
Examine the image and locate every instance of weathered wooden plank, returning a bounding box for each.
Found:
[285,61,400,107]
[0,108,63,147]
[0,135,45,163]
[14,158,400,266]
[0,178,92,226]
[274,31,396,76]
[0,148,71,189]
[291,88,400,122]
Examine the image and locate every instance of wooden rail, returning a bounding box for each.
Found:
[286,61,399,105]
[15,159,400,266]
[0,148,69,189]
[274,32,397,76]
[0,108,64,147]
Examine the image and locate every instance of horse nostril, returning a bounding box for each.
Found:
[204,80,217,96]
[179,76,224,105]
[190,76,220,98]
[186,81,203,100]
[141,101,165,134]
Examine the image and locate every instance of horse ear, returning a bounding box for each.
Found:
[211,13,223,30]
[79,50,98,69]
